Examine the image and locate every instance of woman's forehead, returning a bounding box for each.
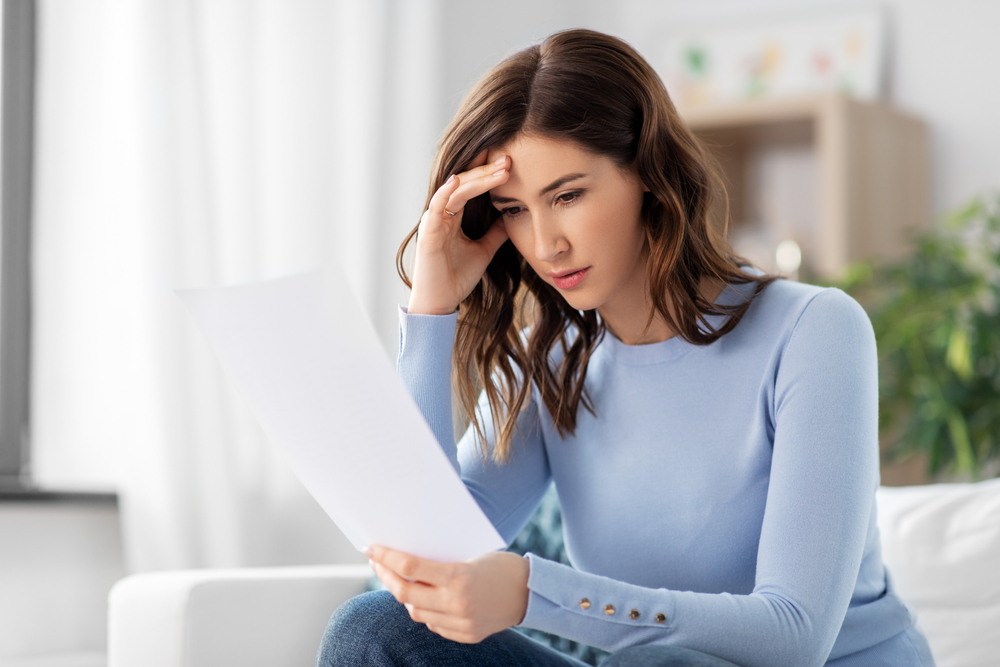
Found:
[486,134,585,163]
[488,136,604,191]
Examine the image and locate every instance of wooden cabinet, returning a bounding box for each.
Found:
[683,94,931,279]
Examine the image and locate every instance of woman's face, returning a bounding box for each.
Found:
[486,134,649,319]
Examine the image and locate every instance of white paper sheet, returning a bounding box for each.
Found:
[177,268,505,562]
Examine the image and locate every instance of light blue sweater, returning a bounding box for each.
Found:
[396,278,935,667]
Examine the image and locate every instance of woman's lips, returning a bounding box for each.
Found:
[550,267,590,290]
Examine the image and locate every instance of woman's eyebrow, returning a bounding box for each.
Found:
[490,172,588,204]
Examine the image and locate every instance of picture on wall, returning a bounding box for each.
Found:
[654,6,887,111]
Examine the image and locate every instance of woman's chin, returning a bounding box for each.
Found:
[555,290,601,313]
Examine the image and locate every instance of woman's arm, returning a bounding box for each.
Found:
[396,306,553,539]
[373,150,553,643]
[384,304,549,644]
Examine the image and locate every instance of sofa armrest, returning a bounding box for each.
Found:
[107,564,371,667]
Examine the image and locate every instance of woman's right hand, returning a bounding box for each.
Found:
[407,150,511,316]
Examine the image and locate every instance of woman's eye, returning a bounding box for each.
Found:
[557,190,582,204]
[499,191,580,218]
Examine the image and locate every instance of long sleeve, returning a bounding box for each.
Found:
[396,306,552,544]
[517,289,907,667]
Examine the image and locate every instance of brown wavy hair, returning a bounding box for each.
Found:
[397,29,775,463]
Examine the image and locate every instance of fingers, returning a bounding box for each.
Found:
[426,174,463,224]
[461,153,508,182]
[368,545,522,645]
[368,545,451,586]
[426,155,509,223]
[444,156,509,216]
[368,546,468,617]
[370,560,452,613]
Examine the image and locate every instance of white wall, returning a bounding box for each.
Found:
[438,0,1000,217]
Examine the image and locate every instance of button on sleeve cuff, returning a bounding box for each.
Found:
[518,552,676,651]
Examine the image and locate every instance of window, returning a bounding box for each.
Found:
[0,0,35,488]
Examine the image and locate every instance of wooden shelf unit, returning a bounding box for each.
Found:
[683,94,931,279]
[686,95,934,486]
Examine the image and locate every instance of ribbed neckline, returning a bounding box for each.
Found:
[601,279,759,366]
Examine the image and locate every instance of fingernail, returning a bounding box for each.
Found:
[368,559,375,569]
[494,155,506,166]
[445,174,456,184]
[362,546,373,557]
[493,169,506,177]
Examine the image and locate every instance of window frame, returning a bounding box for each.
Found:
[0,0,35,488]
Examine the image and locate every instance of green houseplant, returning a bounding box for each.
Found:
[831,194,1000,479]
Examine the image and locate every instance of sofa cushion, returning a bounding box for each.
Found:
[876,477,1000,667]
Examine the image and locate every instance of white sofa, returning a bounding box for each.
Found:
[107,479,1000,667]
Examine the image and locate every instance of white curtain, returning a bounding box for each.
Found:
[32,0,441,571]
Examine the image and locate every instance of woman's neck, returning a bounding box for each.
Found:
[599,276,726,346]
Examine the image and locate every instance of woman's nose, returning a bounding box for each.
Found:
[533,218,569,262]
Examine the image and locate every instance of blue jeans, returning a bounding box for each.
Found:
[316,591,743,667]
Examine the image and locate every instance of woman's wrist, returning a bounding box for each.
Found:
[514,553,531,625]
[406,294,459,316]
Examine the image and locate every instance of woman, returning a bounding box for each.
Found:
[318,29,934,667]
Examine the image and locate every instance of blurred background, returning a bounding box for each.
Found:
[1,0,999,664]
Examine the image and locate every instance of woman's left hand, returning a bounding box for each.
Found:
[366,545,530,644]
